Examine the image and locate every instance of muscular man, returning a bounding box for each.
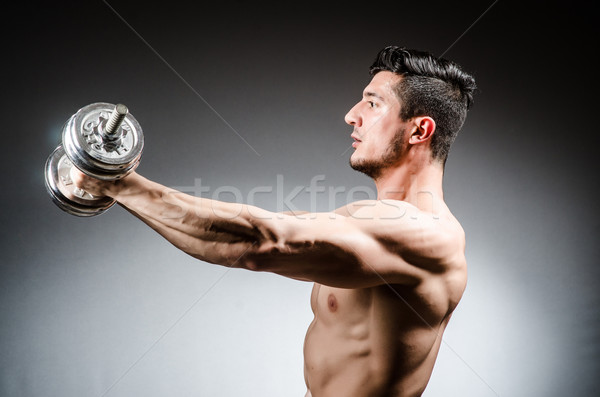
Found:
[72,46,476,396]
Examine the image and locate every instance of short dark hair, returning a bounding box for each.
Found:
[369,46,476,164]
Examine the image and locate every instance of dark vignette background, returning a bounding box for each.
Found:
[1,1,598,396]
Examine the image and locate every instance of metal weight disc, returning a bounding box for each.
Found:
[62,102,144,181]
[44,145,116,217]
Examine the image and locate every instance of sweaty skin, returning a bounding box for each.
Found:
[70,71,468,396]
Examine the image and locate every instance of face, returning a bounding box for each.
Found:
[345,71,409,179]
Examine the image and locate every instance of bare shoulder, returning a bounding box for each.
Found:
[336,199,466,273]
[328,199,468,315]
[257,199,466,289]
[349,199,468,310]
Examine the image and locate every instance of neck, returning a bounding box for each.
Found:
[374,154,445,211]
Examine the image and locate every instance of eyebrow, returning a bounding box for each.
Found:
[364,91,385,101]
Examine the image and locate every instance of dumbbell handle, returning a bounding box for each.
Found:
[104,104,128,136]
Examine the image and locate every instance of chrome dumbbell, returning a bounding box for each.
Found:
[44,102,144,217]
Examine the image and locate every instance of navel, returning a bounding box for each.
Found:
[327,293,338,312]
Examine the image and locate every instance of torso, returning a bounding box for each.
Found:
[303,209,467,397]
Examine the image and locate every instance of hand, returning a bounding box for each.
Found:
[69,167,118,198]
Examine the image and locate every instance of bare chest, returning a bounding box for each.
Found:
[311,284,373,325]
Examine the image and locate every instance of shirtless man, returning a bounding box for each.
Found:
[71,46,476,396]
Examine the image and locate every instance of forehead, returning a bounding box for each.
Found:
[364,71,402,100]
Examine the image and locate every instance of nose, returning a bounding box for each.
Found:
[344,102,362,127]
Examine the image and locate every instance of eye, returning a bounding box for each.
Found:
[368,101,376,108]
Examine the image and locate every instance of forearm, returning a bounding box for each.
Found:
[108,173,275,266]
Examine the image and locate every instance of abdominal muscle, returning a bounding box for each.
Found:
[303,283,449,397]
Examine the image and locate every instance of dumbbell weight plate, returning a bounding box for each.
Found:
[62,102,143,181]
[44,145,116,217]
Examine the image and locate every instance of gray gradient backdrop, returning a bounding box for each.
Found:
[1,1,598,396]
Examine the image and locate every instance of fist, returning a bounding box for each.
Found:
[69,167,117,198]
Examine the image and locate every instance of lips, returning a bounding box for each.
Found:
[351,134,362,148]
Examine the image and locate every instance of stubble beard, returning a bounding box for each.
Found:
[349,127,406,180]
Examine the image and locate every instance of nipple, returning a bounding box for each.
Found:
[327,293,338,312]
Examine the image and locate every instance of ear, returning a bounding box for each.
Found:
[408,116,436,145]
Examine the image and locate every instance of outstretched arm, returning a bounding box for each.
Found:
[95,172,277,267]
[73,171,462,288]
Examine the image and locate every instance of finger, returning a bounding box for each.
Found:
[69,166,87,189]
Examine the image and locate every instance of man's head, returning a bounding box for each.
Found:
[346,46,476,178]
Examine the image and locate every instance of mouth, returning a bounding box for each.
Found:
[351,134,362,148]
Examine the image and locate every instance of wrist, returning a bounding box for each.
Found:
[107,172,138,200]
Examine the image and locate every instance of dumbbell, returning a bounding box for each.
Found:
[44,102,144,217]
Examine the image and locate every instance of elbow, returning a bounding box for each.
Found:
[241,256,263,272]
[239,238,290,272]
[238,221,293,272]
[230,213,295,272]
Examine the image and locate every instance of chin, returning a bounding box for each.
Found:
[350,150,367,165]
[349,156,381,180]
[349,153,363,169]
